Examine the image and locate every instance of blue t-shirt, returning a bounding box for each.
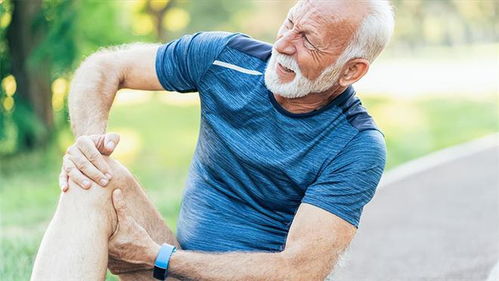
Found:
[155,32,386,252]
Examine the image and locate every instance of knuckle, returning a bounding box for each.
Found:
[67,145,78,155]
[71,156,87,170]
[64,163,73,173]
[66,144,76,154]
[86,151,100,163]
[67,170,81,181]
[59,170,67,178]
[62,155,69,163]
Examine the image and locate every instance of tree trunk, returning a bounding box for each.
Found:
[6,0,53,148]
[146,0,176,42]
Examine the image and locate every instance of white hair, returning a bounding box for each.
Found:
[336,0,395,67]
[264,0,395,98]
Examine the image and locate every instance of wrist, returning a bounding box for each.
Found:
[153,243,177,280]
[166,249,182,277]
[147,242,161,268]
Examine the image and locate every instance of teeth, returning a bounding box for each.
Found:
[279,63,293,72]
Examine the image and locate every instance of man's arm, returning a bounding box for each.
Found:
[168,203,355,280]
[61,43,163,190]
[68,43,163,136]
[112,196,356,280]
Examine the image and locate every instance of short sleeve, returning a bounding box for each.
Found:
[155,31,237,93]
[302,130,386,228]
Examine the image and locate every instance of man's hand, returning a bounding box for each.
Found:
[108,189,160,270]
[59,133,120,192]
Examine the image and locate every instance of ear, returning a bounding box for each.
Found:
[338,58,370,87]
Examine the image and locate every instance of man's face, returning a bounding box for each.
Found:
[265,0,362,98]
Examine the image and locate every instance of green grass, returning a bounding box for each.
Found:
[0,93,497,280]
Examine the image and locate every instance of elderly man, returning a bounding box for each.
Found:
[30,0,394,280]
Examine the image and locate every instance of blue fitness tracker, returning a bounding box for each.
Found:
[153,243,177,280]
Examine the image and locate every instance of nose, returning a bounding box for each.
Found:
[274,31,297,56]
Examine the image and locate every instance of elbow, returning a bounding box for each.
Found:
[72,50,124,91]
[77,51,112,76]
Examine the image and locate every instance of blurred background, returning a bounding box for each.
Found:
[0,0,497,280]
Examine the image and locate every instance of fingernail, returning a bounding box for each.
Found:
[105,173,112,180]
[83,179,91,188]
[105,141,115,150]
[100,178,109,186]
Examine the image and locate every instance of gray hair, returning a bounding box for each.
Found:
[336,0,395,66]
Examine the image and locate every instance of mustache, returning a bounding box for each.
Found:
[271,49,301,74]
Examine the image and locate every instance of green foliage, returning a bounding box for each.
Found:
[391,0,498,49]
[29,0,77,75]
[179,0,253,36]
[11,101,48,149]
[74,1,144,58]
[0,0,12,76]
[0,0,145,156]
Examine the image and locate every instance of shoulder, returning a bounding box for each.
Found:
[174,31,240,52]
[167,31,272,63]
[334,130,386,172]
[335,88,381,134]
[349,130,386,154]
[226,34,273,61]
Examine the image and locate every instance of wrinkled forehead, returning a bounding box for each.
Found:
[290,0,366,42]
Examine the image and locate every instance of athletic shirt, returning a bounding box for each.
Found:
[155,32,386,252]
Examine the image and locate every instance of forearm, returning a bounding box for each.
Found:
[168,250,296,281]
[68,52,122,136]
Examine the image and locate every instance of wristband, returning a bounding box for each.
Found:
[153,243,177,280]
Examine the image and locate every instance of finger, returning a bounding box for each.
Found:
[102,133,120,156]
[112,189,127,219]
[71,140,111,186]
[77,135,112,175]
[63,155,92,189]
[59,168,69,192]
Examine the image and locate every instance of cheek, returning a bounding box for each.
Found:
[295,50,326,81]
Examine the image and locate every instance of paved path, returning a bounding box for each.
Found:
[330,137,499,281]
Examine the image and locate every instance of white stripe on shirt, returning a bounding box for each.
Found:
[213,60,263,76]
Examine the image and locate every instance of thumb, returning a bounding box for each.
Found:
[102,133,120,156]
[112,189,127,220]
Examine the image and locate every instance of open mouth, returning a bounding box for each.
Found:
[278,63,295,73]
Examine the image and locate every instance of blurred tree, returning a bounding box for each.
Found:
[0,0,138,154]
[132,0,253,42]
[145,0,176,42]
[3,0,76,150]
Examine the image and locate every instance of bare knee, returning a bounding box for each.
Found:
[103,157,136,192]
[57,157,131,234]
[58,157,141,236]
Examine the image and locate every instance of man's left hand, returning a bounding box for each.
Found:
[108,189,160,272]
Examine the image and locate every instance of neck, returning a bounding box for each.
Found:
[274,84,347,114]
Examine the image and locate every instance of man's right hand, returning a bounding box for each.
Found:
[59,133,120,192]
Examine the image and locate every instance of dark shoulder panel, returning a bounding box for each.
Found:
[338,89,381,134]
[227,34,272,61]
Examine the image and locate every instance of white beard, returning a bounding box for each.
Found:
[264,48,342,99]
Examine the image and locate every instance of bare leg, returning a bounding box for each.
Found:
[31,157,179,281]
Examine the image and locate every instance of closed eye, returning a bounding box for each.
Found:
[303,35,317,50]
